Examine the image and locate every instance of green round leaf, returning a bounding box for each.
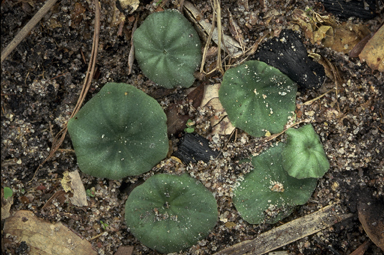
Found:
[282,124,330,179]
[3,187,13,199]
[125,173,218,253]
[133,10,202,89]
[233,144,317,224]
[67,83,169,180]
[219,60,297,137]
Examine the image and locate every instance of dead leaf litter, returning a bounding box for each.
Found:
[1,0,383,254]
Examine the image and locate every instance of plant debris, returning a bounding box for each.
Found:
[1,0,383,254]
[251,29,326,90]
[173,133,219,164]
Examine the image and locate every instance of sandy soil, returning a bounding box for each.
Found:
[1,0,383,254]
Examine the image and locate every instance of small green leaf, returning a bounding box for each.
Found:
[4,187,13,199]
[133,10,201,88]
[184,119,195,133]
[186,119,194,126]
[68,83,169,180]
[125,173,218,253]
[184,127,194,133]
[100,220,108,229]
[86,188,95,197]
[219,60,297,137]
[233,144,317,224]
[282,124,330,179]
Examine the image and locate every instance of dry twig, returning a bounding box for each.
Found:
[214,204,353,255]
[212,0,224,74]
[303,88,335,105]
[184,1,242,62]
[1,0,58,63]
[29,0,101,182]
[128,15,139,75]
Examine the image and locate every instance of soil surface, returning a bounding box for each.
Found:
[1,0,383,254]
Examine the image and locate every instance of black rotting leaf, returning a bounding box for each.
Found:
[173,133,219,164]
[320,0,377,20]
[251,29,326,90]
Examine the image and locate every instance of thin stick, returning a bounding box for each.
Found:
[29,0,101,183]
[89,232,107,240]
[70,0,100,117]
[214,204,353,255]
[200,1,217,73]
[214,0,224,74]
[303,88,335,105]
[1,0,58,63]
[128,14,139,75]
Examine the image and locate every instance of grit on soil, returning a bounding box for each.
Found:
[1,0,383,254]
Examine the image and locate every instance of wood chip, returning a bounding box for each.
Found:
[214,204,353,255]
[69,170,88,207]
[115,246,134,255]
[3,210,97,255]
[201,84,235,135]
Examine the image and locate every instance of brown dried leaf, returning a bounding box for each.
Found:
[224,221,237,229]
[61,171,72,192]
[358,192,384,251]
[313,25,332,44]
[119,0,139,13]
[148,87,174,99]
[166,83,205,136]
[350,240,371,255]
[359,25,384,72]
[350,33,373,58]
[316,55,343,85]
[166,104,190,137]
[41,190,67,212]
[201,83,220,106]
[47,18,62,29]
[207,97,235,130]
[323,21,371,54]
[211,115,235,135]
[3,210,97,255]
[187,82,205,109]
[201,84,235,135]
[69,170,88,207]
[70,2,86,29]
[115,246,134,255]
[292,9,314,43]
[292,8,341,46]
